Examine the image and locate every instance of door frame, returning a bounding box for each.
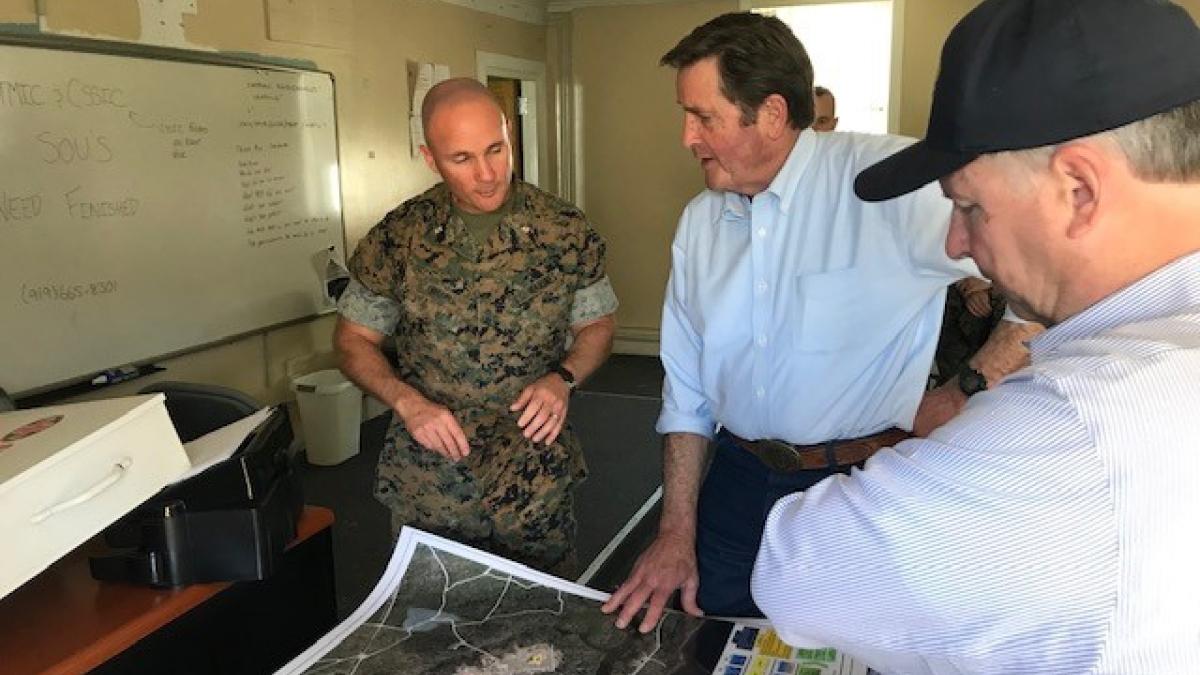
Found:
[476,51,546,187]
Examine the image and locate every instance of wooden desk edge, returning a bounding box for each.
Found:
[1,505,333,675]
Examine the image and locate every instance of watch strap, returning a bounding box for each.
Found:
[551,364,577,389]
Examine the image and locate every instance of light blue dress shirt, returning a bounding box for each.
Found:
[656,131,977,444]
[753,252,1200,674]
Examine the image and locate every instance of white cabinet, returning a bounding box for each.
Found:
[0,394,189,600]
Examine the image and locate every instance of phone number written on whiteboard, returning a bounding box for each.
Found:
[20,280,118,304]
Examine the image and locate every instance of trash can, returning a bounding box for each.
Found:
[291,369,361,466]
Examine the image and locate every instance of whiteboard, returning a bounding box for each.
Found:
[0,40,344,395]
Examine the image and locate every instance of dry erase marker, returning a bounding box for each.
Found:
[91,365,139,385]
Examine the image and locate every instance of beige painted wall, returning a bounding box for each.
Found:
[0,0,547,405]
[893,0,976,136]
[570,0,732,351]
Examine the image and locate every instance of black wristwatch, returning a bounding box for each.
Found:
[551,364,577,390]
[957,363,989,396]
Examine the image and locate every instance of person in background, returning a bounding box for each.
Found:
[754,0,1200,671]
[334,78,617,577]
[932,276,1043,396]
[812,85,838,131]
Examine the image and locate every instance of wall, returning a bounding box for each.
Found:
[892,0,975,136]
[0,0,548,405]
[568,0,733,353]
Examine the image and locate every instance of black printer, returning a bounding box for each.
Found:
[88,406,303,587]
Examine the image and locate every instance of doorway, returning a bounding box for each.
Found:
[476,51,545,187]
[487,76,525,181]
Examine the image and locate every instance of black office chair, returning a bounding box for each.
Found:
[138,381,261,443]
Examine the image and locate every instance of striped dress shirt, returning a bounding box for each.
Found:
[753,251,1200,674]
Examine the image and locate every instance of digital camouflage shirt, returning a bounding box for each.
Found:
[933,284,1007,386]
[338,180,616,571]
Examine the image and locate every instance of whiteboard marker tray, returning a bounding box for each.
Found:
[0,394,189,600]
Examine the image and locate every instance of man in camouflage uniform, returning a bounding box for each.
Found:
[933,277,1007,387]
[334,78,618,577]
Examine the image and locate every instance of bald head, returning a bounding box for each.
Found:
[421,78,505,143]
[418,77,514,215]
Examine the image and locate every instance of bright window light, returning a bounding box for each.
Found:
[757,2,894,134]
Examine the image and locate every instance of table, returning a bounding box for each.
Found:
[0,506,336,675]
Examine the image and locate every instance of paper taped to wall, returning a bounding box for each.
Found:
[409,61,450,157]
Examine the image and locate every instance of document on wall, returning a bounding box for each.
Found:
[408,62,450,157]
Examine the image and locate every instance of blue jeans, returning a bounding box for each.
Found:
[695,432,855,617]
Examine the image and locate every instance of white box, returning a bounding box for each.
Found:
[0,394,189,600]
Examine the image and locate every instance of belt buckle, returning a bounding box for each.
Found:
[757,439,803,473]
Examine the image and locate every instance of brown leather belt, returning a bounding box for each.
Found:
[721,427,911,473]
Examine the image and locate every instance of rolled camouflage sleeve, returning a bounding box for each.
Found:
[348,219,402,300]
[336,278,402,335]
[570,275,618,326]
[575,226,608,288]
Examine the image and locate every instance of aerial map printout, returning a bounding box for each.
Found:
[277,528,868,675]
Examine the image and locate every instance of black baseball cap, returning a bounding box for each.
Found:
[855,0,1200,203]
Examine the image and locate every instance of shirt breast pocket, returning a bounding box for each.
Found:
[794,266,914,353]
[404,259,458,303]
[495,267,571,336]
[507,267,557,310]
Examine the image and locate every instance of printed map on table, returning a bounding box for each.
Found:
[276,527,867,675]
[277,527,720,674]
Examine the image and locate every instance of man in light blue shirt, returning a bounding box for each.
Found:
[602,12,1038,630]
[754,0,1200,671]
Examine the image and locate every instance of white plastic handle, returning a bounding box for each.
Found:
[30,457,132,524]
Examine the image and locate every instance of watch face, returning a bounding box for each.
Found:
[960,368,988,396]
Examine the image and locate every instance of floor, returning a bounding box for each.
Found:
[297,354,668,618]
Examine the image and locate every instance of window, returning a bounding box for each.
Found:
[756,1,895,134]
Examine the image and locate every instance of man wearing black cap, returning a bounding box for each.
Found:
[754,0,1200,671]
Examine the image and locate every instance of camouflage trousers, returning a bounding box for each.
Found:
[376,416,587,580]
